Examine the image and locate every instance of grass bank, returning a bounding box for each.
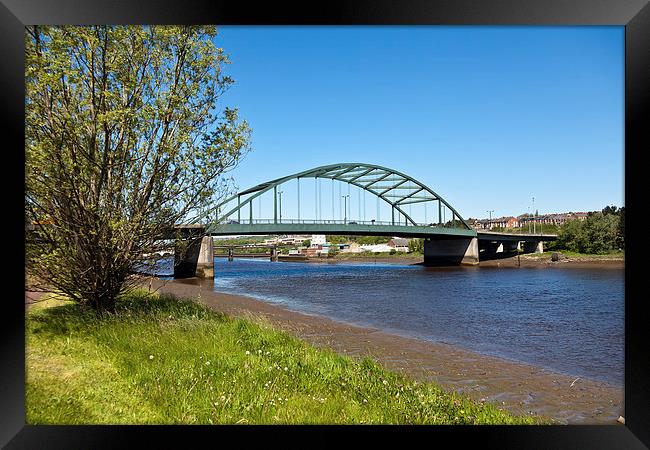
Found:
[521,250,624,261]
[26,290,542,425]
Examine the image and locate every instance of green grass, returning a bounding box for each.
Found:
[522,250,624,260]
[26,290,543,425]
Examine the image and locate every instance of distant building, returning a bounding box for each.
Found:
[388,238,409,252]
[519,212,589,226]
[474,216,519,230]
[304,245,329,257]
[359,243,394,253]
[311,234,326,246]
[340,242,363,253]
[544,212,589,225]
[472,212,591,230]
[262,235,311,246]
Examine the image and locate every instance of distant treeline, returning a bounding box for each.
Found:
[213,236,268,247]
[491,206,624,254]
[547,206,624,254]
[326,235,391,245]
[213,206,624,256]
[412,205,625,256]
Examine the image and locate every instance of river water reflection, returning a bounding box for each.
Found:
[157,257,624,387]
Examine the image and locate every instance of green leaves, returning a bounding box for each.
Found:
[555,212,621,254]
[25,25,252,310]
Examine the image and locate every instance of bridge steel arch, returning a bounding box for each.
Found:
[170,164,558,274]
[209,163,472,231]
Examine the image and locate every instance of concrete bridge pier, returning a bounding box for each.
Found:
[483,242,503,254]
[479,239,521,260]
[522,241,544,254]
[270,247,279,262]
[424,237,479,266]
[174,235,214,278]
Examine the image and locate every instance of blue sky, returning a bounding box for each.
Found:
[215,26,623,221]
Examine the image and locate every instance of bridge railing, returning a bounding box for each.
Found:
[225,219,394,226]
[217,218,467,228]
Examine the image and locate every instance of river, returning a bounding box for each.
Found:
[155,257,624,387]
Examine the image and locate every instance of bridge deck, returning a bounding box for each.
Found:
[205,223,557,242]
[207,223,477,239]
[477,231,556,242]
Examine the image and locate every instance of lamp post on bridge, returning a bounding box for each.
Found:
[487,210,494,230]
[342,194,349,224]
[532,196,536,235]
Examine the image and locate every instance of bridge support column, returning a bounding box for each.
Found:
[522,241,544,254]
[478,239,527,260]
[174,236,214,279]
[424,237,479,266]
[479,241,500,259]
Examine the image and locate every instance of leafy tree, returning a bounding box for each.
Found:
[555,219,587,252]
[617,207,625,250]
[216,236,266,246]
[408,238,424,254]
[554,213,620,254]
[356,235,390,245]
[25,26,252,311]
[601,205,619,215]
[326,235,346,245]
[325,235,389,245]
[582,213,619,254]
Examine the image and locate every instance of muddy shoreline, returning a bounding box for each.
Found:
[296,254,624,269]
[146,277,624,425]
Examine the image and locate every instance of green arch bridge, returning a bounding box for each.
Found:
[174,163,556,277]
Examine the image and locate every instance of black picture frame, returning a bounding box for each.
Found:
[2,0,648,448]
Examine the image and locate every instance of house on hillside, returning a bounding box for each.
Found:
[519,212,589,226]
[474,216,519,230]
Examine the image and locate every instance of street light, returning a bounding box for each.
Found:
[532,196,536,235]
[487,210,494,230]
[342,194,350,224]
[278,190,283,223]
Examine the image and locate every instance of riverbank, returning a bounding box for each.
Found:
[25,290,538,425]
[293,252,624,268]
[299,255,421,265]
[479,253,624,269]
[145,277,623,424]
